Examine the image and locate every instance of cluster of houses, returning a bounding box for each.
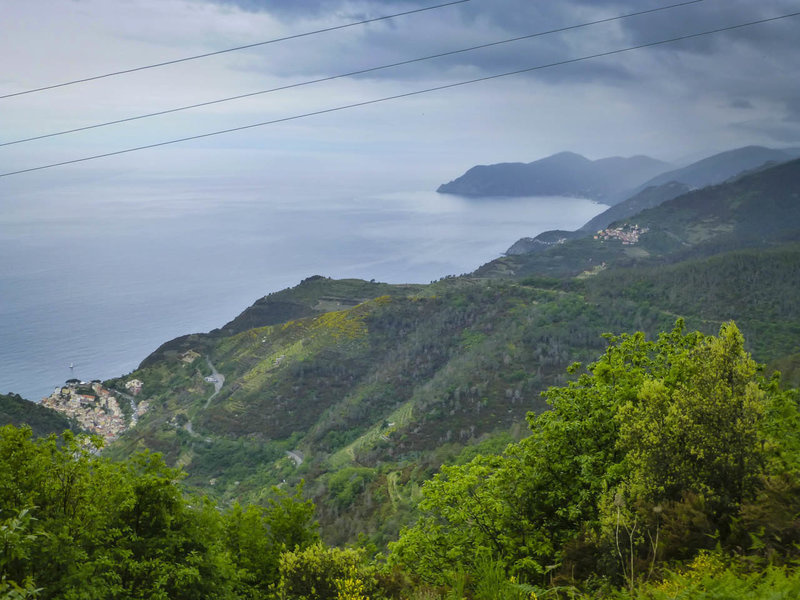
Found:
[41,379,149,442]
[125,378,144,395]
[594,224,649,245]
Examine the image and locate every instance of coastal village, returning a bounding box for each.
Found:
[41,379,150,442]
[594,223,648,244]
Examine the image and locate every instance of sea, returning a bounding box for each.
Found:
[0,182,605,401]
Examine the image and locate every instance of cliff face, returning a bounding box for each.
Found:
[437,152,670,203]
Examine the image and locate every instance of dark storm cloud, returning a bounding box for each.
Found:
[195,0,800,156]
[609,0,800,52]
[206,0,799,91]
[209,0,437,19]
[209,0,657,84]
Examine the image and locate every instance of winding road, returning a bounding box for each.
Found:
[182,359,307,467]
[183,357,225,436]
[203,357,225,410]
[285,450,304,466]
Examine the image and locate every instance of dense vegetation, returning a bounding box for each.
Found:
[104,242,800,549]
[105,275,688,546]
[4,322,800,598]
[0,426,319,599]
[0,393,77,438]
[390,321,800,595]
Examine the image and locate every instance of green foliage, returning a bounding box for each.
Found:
[0,393,77,438]
[276,543,375,600]
[628,554,800,600]
[0,424,320,599]
[0,508,42,599]
[614,324,765,514]
[224,485,318,598]
[108,243,800,553]
[584,244,800,361]
[390,321,800,592]
[327,468,377,511]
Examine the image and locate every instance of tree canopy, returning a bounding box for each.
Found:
[0,427,318,599]
[389,321,800,590]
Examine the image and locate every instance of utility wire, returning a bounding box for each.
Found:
[2,10,798,179]
[0,0,471,100]
[0,0,705,148]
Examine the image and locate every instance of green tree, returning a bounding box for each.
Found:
[614,323,767,525]
[275,543,374,600]
[224,484,319,598]
[0,426,254,598]
[390,321,797,589]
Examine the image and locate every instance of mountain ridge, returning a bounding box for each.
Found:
[482,157,800,282]
[504,145,800,255]
[437,151,670,203]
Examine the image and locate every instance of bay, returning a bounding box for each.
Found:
[0,186,605,401]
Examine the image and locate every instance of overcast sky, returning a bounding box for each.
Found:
[2,0,800,193]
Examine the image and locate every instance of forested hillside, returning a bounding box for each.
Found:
[390,321,800,597]
[0,392,78,437]
[4,321,800,599]
[481,157,800,279]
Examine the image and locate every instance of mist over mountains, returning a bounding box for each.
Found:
[436,151,670,203]
[495,145,800,256]
[438,145,800,207]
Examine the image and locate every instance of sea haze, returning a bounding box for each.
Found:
[0,184,605,401]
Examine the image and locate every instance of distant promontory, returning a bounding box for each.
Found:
[436,151,671,204]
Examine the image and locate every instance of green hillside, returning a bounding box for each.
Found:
[108,277,657,544]
[5,320,800,599]
[481,157,800,279]
[94,157,800,565]
[0,392,78,437]
[106,250,800,546]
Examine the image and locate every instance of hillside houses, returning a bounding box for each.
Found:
[594,224,648,244]
[41,380,147,442]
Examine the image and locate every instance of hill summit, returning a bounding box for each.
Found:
[437,151,670,203]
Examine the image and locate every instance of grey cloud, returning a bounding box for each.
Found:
[221,0,649,83]
[784,97,800,123]
[730,99,754,109]
[733,118,800,143]
[237,1,796,79]
[204,0,800,152]
[207,0,438,19]
[610,0,800,55]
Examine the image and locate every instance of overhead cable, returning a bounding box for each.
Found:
[0,0,705,148]
[0,0,471,100]
[2,9,798,179]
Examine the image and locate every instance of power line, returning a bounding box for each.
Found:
[0,0,471,100]
[0,0,705,148]
[2,10,798,180]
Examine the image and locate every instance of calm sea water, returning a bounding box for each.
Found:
[0,185,605,401]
